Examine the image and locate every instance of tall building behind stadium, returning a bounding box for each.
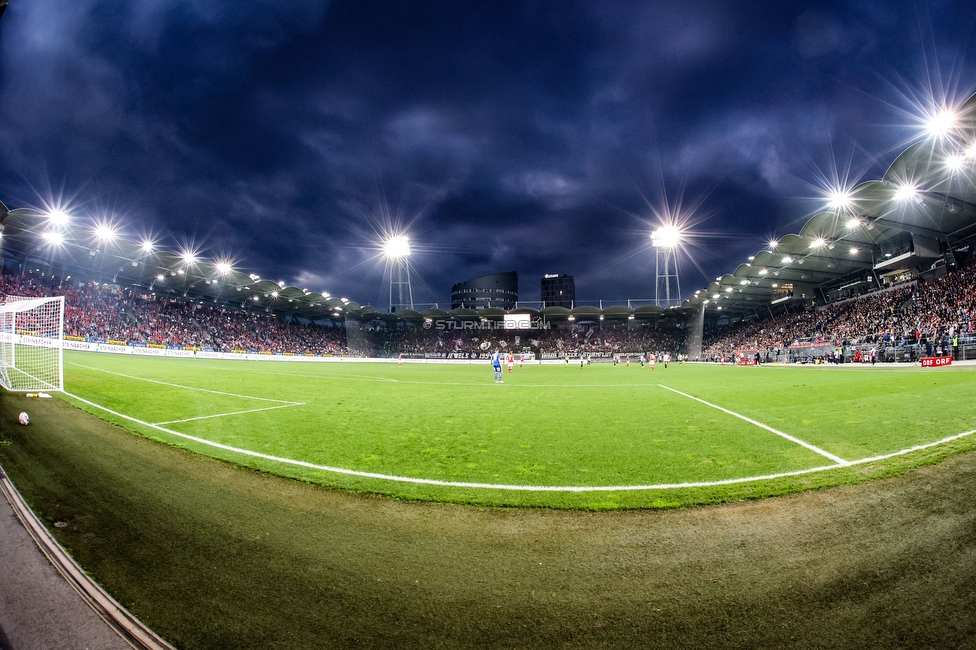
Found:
[451,271,518,310]
[541,273,575,308]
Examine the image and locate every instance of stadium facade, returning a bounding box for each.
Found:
[540,273,574,308]
[450,271,518,310]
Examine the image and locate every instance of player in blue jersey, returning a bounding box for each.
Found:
[491,349,503,383]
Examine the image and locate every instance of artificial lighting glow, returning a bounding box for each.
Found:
[140,240,155,253]
[177,268,185,275]
[846,217,862,230]
[894,185,919,202]
[271,290,279,298]
[747,256,755,261]
[768,239,778,250]
[252,296,260,301]
[712,293,720,300]
[966,143,976,159]
[739,280,748,285]
[650,225,682,249]
[945,154,967,172]
[810,238,826,249]
[215,261,233,275]
[41,231,63,246]
[725,287,733,293]
[156,274,165,281]
[771,283,779,288]
[180,251,198,264]
[849,247,859,255]
[827,190,852,210]
[94,224,117,241]
[758,269,768,276]
[782,256,793,265]
[383,235,411,259]
[45,209,71,227]
[926,109,957,137]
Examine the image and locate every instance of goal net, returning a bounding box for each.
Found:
[0,295,65,392]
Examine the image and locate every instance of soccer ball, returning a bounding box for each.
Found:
[18,412,29,426]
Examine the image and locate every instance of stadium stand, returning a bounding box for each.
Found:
[3,260,976,362]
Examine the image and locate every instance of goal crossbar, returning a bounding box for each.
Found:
[0,294,65,392]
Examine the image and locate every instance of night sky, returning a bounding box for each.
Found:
[1,0,975,308]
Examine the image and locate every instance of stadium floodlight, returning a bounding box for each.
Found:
[758,269,768,276]
[180,251,198,265]
[771,283,779,288]
[850,247,859,255]
[739,280,748,285]
[725,287,733,293]
[846,217,862,230]
[650,225,682,249]
[40,231,64,246]
[45,209,71,227]
[966,143,976,159]
[826,190,852,210]
[748,256,755,261]
[215,261,233,276]
[271,290,279,298]
[383,235,411,260]
[156,274,165,281]
[782,255,793,264]
[140,239,155,253]
[925,109,957,138]
[768,239,778,250]
[712,293,720,300]
[810,238,826,249]
[894,184,919,202]
[945,154,967,172]
[94,224,117,242]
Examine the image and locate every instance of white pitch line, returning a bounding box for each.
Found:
[153,402,305,425]
[68,361,296,404]
[657,384,850,466]
[61,392,976,492]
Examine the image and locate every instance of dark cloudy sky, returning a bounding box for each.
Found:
[1,1,975,308]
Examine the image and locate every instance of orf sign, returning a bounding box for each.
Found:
[921,356,953,367]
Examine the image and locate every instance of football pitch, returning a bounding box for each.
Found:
[60,351,976,508]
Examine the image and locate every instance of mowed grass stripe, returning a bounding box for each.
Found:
[64,352,830,487]
[657,364,976,459]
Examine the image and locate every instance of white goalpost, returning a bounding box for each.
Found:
[0,295,65,392]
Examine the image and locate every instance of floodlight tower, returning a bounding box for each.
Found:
[651,226,682,308]
[384,235,414,312]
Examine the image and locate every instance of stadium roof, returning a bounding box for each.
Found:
[683,91,976,316]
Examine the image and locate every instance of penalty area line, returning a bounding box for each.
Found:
[153,401,305,425]
[60,393,976,493]
[657,384,850,466]
[67,361,297,404]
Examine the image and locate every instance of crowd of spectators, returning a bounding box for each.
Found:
[703,263,976,359]
[6,262,976,360]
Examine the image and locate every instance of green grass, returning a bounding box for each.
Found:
[59,351,976,508]
[3,391,976,649]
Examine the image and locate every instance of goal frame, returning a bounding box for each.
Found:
[0,294,65,392]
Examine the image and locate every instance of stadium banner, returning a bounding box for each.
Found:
[129,341,147,347]
[59,345,534,365]
[63,335,86,342]
[132,346,167,356]
[920,356,952,367]
[148,343,167,349]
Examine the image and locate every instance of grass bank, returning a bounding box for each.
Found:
[2,393,976,648]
